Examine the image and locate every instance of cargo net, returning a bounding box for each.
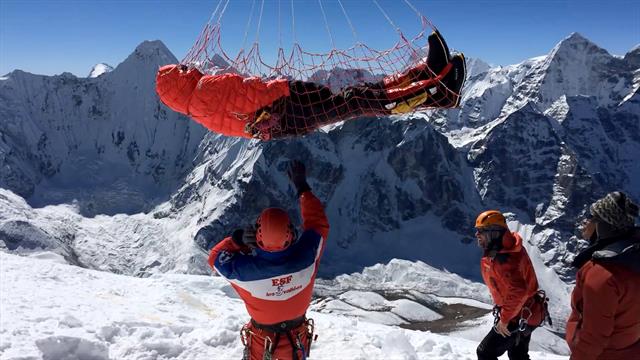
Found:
[181,0,464,140]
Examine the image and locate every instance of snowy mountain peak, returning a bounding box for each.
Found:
[5,69,76,80]
[626,43,640,54]
[465,57,492,78]
[308,67,381,92]
[0,39,207,216]
[134,40,174,58]
[209,53,230,68]
[498,32,634,113]
[88,63,113,78]
[194,53,238,75]
[558,32,596,49]
[623,45,640,68]
[59,72,77,79]
[2,69,29,79]
[111,40,178,77]
[562,32,589,44]
[548,32,612,62]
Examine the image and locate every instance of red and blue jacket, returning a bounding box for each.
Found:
[208,191,329,325]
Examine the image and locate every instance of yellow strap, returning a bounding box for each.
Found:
[391,92,428,114]
[255,111,272,124]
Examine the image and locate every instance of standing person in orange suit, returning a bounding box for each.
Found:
[474,210,549,360]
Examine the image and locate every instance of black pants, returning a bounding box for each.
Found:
[264,81,391,139]
[477,324,533,360]
[261,76,452,139]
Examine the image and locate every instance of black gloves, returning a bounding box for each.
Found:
[287,160,311,196]
[231,226,257,249]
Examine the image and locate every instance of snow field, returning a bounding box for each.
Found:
[0,253,569,359]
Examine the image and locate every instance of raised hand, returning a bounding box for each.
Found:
[286,160,310,195]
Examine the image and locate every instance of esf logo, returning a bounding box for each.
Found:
[271,275,293,287]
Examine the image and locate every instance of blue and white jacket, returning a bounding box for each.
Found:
[208,191,329,325]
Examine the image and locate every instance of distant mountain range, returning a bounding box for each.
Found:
[1,33,638,286]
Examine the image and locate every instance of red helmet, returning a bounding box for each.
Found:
[256,208,295,251]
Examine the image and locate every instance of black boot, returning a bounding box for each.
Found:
[439,53,466,107]
[427,30,451,76]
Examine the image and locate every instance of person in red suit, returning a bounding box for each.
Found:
[208,160,329,360]
[156,31,465,140]
[566,191,640,360]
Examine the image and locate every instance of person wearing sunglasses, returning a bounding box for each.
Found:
[474,210,548,360]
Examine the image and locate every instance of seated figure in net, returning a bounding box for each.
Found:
[156,30,465,140]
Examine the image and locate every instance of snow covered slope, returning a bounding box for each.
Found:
[0,252,569,359]
[0,188,209,276]
[0,41,207,216]
[0,181,573,352]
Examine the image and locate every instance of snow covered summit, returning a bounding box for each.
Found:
[88,63,113,78]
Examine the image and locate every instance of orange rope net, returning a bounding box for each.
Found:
[178,0,464,140]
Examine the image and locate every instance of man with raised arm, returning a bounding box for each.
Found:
[208,160,329,360]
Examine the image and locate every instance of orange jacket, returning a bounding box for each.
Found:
[480,232,540,326]
[156,64,290,138]
[566,234,640,360]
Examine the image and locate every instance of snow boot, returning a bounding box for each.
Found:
[382,30,451,90]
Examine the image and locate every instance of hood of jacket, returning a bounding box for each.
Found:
[592,228,640,274]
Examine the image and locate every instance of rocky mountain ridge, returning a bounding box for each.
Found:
[1,33,638,282]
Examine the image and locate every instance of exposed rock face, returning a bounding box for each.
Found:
[186,116,481,277]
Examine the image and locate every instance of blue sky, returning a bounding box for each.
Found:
[1,0,638,77]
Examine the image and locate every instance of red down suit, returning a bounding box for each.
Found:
[156,64,289,138]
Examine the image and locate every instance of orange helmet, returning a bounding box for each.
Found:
[475,210,508,229]
[256,208,295,251]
